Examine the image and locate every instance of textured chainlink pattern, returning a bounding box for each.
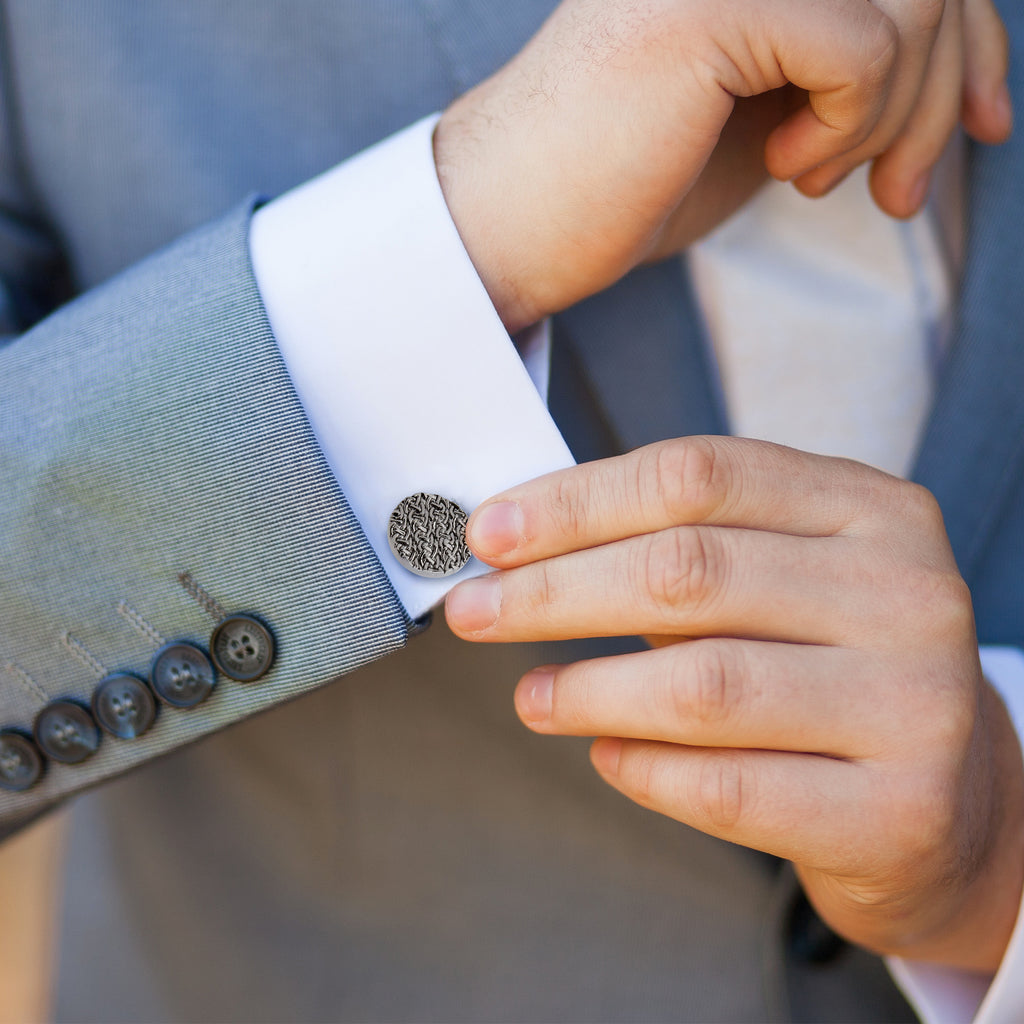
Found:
[387,493,470,578]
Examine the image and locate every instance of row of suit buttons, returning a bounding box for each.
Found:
[0,614,275,793]
[2,491,464,795]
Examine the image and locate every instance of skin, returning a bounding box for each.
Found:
[437,0,1019,975]
[446,439,1024,971]
[434,0,1011,332]
[4,0,1010,1014]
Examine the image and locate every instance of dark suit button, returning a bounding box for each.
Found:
[92,673,157,739]
[33,701,100,765]
[388,493,471,578]
[787,889,845,965]
[150,642,216,708]
[0,730,45,791]
[210,615,275,682]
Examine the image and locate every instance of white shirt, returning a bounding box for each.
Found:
[249,116,573,621]
[249,115,1024,1024]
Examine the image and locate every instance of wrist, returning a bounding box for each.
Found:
[433,98,539,334]
[941,681,1024,971]
[889,681,1024,971]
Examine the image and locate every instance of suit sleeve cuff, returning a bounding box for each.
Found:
[887,646,1024,1024]
[249,115,573,621]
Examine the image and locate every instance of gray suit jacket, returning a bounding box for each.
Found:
[0,1,1019,1020]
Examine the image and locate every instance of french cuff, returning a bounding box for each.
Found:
[249,114,572,621]
[887,646,1024,1024]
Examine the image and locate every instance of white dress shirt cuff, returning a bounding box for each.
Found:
[248,115,573,621]
[888,645,1024,1024]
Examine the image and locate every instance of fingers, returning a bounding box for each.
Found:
[762,0,926,184]
[777,0,949,206]
[770,0,1011,218]
[866,0,965,217]
[588,738,869,866]
[860,0,1009,216]
[514,640,887,756]
[733,0,897,181]
[961,0,1013,144]
[467,437,923,569]
[449,525,891,644]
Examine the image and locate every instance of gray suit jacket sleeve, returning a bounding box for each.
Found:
[0,201,410,838]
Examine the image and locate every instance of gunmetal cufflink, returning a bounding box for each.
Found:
[388,493,471,578]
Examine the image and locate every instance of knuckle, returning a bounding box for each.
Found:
[679,436,724,517]
[647,442,689,523]
[648,437,725,523]
[928,687,977,756]
[898,481,946,534]
[931,572,975,637]
[548,473,589,545]
[674,642,737,728]
[918,657,979,754]
[642,526,717,617]
[521,562,560,623]
[890,684,974,772]
[697,752,751,831]
[906,567,975,645]
[895,772,958,856]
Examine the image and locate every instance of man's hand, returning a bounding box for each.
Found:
[445,438,1024,971]
[434,0,1011,332]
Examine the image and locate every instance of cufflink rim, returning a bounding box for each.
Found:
[387,492,472,579]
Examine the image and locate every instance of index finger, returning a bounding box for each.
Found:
[466,436,912,567]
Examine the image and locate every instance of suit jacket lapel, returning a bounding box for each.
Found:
[551,258,727,459]
[912,13,1024,579]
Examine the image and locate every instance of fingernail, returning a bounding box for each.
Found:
[446,575,502,633]
[908,171,930,213]
[469,501,524,558]
[591,737,623,777]
[516,667,554,724]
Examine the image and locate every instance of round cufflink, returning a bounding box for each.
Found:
[33,700,101,765]
[0,730,45,791]
[387,493,471,578]
[150,642,216,709]
[210,614,275,682]
[92,673,157,739]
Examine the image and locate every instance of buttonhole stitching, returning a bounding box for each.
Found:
[2,661,49,705]
[116,601,166,648]
[60,632,107,680]
[176,570,226,623]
